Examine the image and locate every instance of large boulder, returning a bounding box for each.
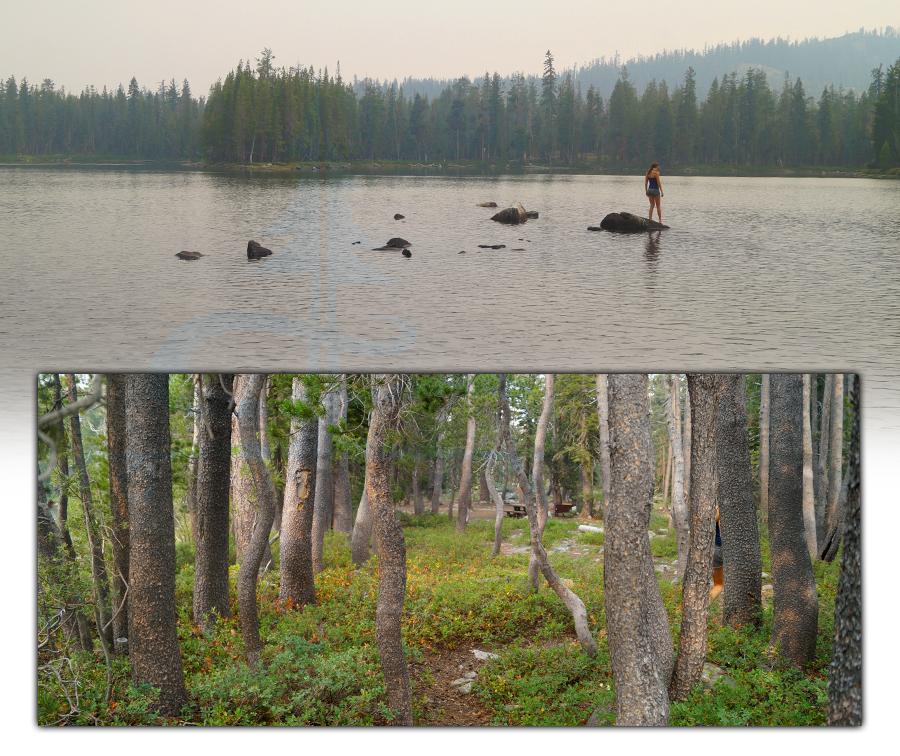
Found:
[590,212,669,232]
[491,203,528,224]
[247,239,273,259]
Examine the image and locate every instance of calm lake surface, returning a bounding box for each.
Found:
[2,165,898,437]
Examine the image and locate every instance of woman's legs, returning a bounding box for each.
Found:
[653,195,661,223]
[648,194,656,220]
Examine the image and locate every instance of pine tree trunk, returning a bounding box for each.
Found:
[533,374,553,534]
[430,454,444,513]
[332,377,353,534]
[826,374,860,725]
[759,374,771,524]
[455,374,476,532]
[768,374,819,668]
[716,374,763,629]
[487,451,505,558]
[826,374,844,538]
[194,374,234,630]
[665,375,689,581]
[605,374,670,723]
[670,375,718,701]
[367,375,413,725]
[596,374,611,519]
[802,375,818,558]
[125,374,188,716]
[187,375,201,544]
[279,377,318,605]
[312,389,335,573]
[235,374,277,669]
[815,374,832,546]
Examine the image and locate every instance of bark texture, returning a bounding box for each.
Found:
[106,374,131,650]
[279,377,318,606]
[669,375,718,701]
[235,374,278,669]
[487,451,505,557]
[332,377,353,534]
[815,374,833,544]
[826,374,844,538]
[499,374,598,657]
[826,374,861,725]
[351,489,374,567]
[187,375,201,543]
[367,375,413,725]
[312,389,335,573]
[455,374,476,532]
[595,375,611,518]
[768,374,819,667]
[605,374,670,724]
[125,374,187,716]
[530,374,554,582]
[759,373,770,524]
[801,375,818,558]
[193,374,234,630]
[715,374,763,629]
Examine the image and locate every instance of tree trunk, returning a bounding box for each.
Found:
[235,374,277,669]
[826,374,860,725]
[605,374,670,724]
[533,374,553,535]
[66,374,113,649]
[430,453,444,513]
[768,374,819,668]
[669,374,719,701]
[332,377,353,534]
[455,374,476,532]
[279,377,318,606]
[186,375,201,543]
[312,388,335,573]
[715,374,763,629]
[230,375,273,568]
[661,439,672,509]
[826,374,844,538]
[802,375,817,558]
[499,374,597,657]
[815,373,832,545]
[487,451,505,558]
[682,378,691,513]
[106,374,130,650]
[125,374,188,716]
[194,374,234,630]
[367,375,413,725]
[596,374,611,519]
[665,375,689,581]
[51,376,93,652]
[759,373,770,524]
[412,449,424,515]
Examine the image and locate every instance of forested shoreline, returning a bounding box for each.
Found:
[37,373,860,726]
[3,29,899,171]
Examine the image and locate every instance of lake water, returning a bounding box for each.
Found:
[2,165,899,440]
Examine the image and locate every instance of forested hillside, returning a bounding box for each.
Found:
[3,28,898,168]
[37,373,860,726]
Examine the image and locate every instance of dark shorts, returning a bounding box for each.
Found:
[713,544,723,569]
[646,188,661,197]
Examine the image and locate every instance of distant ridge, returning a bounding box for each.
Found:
[364,27,899,100]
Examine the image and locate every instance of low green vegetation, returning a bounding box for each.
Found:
[37,513,841,726]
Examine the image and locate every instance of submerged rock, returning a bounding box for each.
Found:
[590,212,669,232]
[175,251,204,260]
[477,201,498,207]
[394,213,405,219]
[477,244,506,249]
[373,236,412,251]
[491,203,529,224]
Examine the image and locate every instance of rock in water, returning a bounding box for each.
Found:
[402,249,412,258]
[394,213,405,219]
[593,212,669,232]
[175,251,204,260]
[476,201,498,207]
[373,237,412,250]
[491,203,528,224]
[247,240,273,259]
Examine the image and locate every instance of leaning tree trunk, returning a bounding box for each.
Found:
[279,376,318,607]
[716,374,763,629]
[106,374,130,651]
[125,374,188,716]
[66,374,113,649]
[500,374,598,657]
[530,374,554,583]
[669,374,719,702]
[759,373,770,524]
[768,373,819,668]
[605,374,670,724]
[665,375,689,581]
[193,374,234,631]
[455,374,476,532]
[367,375,413,725]
[235,374,277,669]
[815,373,832,546]
[801,375,818,558]
[826,374,861,725]
[487,449,505,558]
[312,388,335,573]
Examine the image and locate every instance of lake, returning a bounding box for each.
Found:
[2,165,898,440]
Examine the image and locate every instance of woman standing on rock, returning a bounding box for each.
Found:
[644,162,663,223]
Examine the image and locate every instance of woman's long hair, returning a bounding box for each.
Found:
[646,162,659,178]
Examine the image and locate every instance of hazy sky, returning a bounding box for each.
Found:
[3,0,897,96]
